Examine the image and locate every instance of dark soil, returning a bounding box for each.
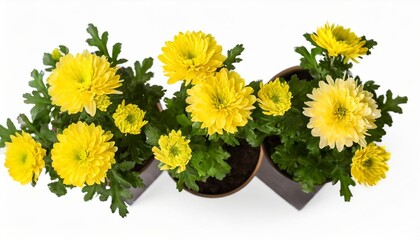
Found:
[196,142,260,195]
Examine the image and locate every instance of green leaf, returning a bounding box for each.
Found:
[382,90,408,114]
[366,88,407,143]
[111,169,132,188]
[174,167,201,192]
[295,46,325,79]
[331,164,355,201]
[361,37,378,55]
[190,142,230,180]
[223,44,244,70]
[59,45,69,54]
[42,53,56,71]
[134,58,154,83]
[48,181,68,197]
[111,42,125,65]
[28,70,48,98]
[86,23,110,58]
[191,122,206,136]
[144,125,161,146]
[0,119,18,147]
[82,185,98,201]
[176,114,192,127]
[220,133,240,146]
[117,161,136,172]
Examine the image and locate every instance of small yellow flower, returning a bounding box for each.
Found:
[159,31,226,85]
[4,131,46,185]
[186,68,256,135]
[257,78,292,116]
[51,48,62,61]
[351,143,390,186]
[303,76,381,152]
[51,122,117,187]
[311,23,368,63]
[113,100,148,135]
[47,51,122,117]
[152,130,192,173]
[95,95,112,112]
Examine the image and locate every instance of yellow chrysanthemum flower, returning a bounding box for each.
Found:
[51,121,117,187]
[95,95,112,112]
[351,143,390,186]
[158,31,226,85]
[152,130,192,173]
[47,51,122,117]
[303,76,381,152]
[257,78,292,116]
[186,68,256,135]
[311,23,368,63]
[4,131,46,185]
[112,100,148,135]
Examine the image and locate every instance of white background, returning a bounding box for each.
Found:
[0,0,419,239]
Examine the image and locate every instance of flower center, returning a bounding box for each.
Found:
[169,145,180,157]
[125,114,136,124]
[76,150,88,161]
[186,52,195,60]
[363,158,373,167]
[214,91,231,109]
[334,105,347,119]
[20,153,28,164]
[270,94,281,104]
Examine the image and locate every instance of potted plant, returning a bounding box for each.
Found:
[150,31,263,197]
[253,23,408,209]
[0,24,165,217]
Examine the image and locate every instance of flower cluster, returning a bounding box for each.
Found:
[0,24,165,217]
[154,31,258,192]
[253,23,407,200]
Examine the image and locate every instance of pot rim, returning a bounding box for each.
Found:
[269,65,301,82]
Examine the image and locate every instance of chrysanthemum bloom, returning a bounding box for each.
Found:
[47,51,122,117]
[112,100,148,135]
[311,23,368,63]
[95,95,111,112]
[303,76,381,152]
[51,122,117,187]
[152,130,192,173]
[257,78,292,116]
[351,143,390,186]
[158,31,226,85]
[186,68,256,135]
[4,132,46,185]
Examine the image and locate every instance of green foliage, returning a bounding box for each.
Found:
[0,119,18,147]
[48,181,68,197]
[295,45,325,79]
[361,37,378,55]
[170,141,230,192]
[86,24,127,67]
[365,87,408,143]
[223,44,244,70]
